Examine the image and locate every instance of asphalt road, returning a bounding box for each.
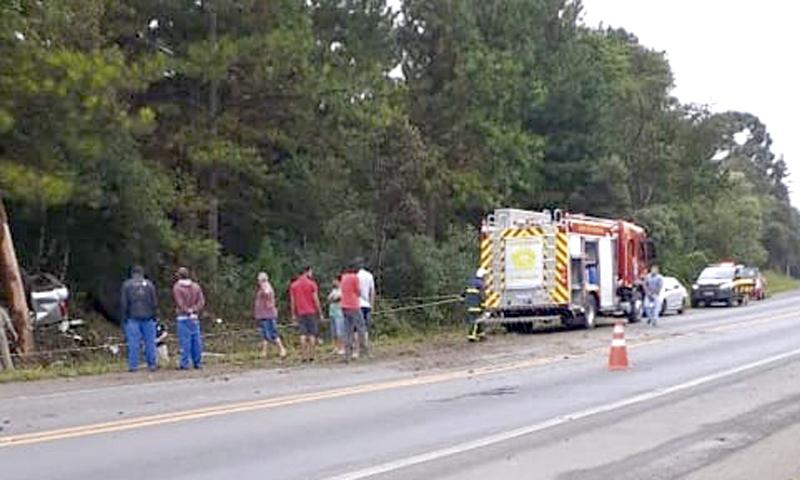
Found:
[2,293,800,480]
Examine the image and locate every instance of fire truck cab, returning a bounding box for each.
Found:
[479,208,653,330]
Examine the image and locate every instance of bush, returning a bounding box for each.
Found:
[380,225,477,328]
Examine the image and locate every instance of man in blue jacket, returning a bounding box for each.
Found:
[121,265,159,372]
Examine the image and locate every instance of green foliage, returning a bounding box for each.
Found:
[1,0,798,332]
[763,270,800,296]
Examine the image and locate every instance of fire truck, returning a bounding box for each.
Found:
[478,208,654,330]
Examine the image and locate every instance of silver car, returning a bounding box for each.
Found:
[28,273,71,327]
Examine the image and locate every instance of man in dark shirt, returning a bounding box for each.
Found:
[121,265,158,372]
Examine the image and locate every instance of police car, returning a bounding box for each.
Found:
[690,262,755,308]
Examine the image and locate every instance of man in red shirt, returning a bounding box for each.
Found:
[289,266,322,362]
[340,266,368,362]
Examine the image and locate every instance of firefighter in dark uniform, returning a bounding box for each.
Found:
[465,268,487,342]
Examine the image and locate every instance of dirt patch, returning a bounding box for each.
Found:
[0,321,667,397]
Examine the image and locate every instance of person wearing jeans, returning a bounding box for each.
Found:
[176,314,202,369]
[120,265,159,372]
[643,265,664,326]
[172,267,206,369]
[124,318,157,371]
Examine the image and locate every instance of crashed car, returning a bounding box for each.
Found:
[26,272,76,328]
[1,272,82,331]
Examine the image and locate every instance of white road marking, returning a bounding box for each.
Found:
[323,347,800,480]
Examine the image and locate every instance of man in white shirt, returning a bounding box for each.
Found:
[357,264,376,332]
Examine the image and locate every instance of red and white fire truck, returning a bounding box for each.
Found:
[478,208,654,329]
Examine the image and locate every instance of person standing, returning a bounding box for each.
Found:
[327,277,345,355]
[643,265,664,326]
[255,271,287,359]
[357,262,376,335]
[289,266,322,362]
[341,266,367,361]
[173,267,206,370]
[120,265,159,372]
[464,268,486,342]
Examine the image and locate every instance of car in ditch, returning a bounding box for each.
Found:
[2,271,81,331]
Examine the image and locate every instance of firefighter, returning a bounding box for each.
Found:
[465,268,487,342]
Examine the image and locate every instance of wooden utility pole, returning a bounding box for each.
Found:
[0,195,33,354]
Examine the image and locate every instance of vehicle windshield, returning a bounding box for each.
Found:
[698,267,736,280]
[738,268,757,278]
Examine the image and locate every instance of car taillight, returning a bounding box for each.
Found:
[59,300,69,319]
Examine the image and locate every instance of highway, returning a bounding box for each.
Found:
[2,293,800,480]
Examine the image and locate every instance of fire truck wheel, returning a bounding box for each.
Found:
[583,295,598,329]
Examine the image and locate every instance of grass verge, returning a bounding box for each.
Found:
[0,325,467,384]
[764,270,800,296]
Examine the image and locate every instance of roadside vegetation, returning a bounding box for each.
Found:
[0,323,467,383]
[763,271,800,296]
[2,1,800,372]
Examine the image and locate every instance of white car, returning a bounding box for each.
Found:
[659,276,688,315]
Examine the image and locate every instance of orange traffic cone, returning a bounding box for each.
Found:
[608,321,629,370]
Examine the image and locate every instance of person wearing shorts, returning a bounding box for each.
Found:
[297,314,319,337]
[341,266,368,362]
[255,272,287,359]
[289,266,322,362]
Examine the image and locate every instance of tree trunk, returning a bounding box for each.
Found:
[0,196,34,354]
[206,1,220,280]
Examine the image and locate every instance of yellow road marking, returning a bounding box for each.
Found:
[702,310,796,333]
[0,356,564,448]
[1,309,795,448]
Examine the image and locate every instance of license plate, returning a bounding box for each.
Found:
[703,291,714,297]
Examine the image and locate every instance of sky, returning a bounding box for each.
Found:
[581,0,800,205]
[387,0,800,205]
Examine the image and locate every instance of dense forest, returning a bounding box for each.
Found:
[1,0,798,327]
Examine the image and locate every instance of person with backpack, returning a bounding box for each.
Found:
[121,265,159,372]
